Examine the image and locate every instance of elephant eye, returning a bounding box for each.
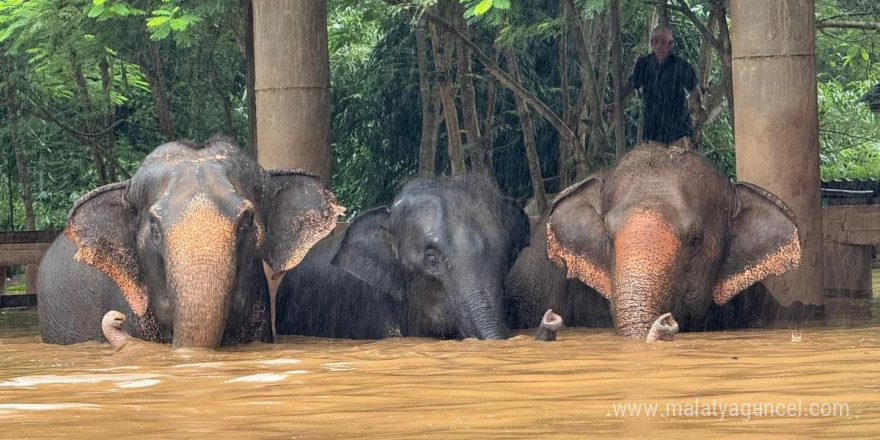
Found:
[423,247,443,272]
[149,217,161,241]
[238,211,254,234]
[687,234,703,249]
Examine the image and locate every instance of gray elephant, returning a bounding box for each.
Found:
[38,137,343,348]
[506,145,801,339]
[275,175,530,340]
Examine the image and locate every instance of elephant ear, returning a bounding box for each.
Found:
[546,175,612,298]
[713,182,802,305]
[263,170,345,280]
[65,181,149,316]
[500,198,531,266]
[331,207,405,300]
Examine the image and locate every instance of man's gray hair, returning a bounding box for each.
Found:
[651,25,674,39]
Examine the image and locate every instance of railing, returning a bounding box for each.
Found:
[0,229,60,307]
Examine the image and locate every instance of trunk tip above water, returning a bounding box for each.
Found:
[535,309,563,342]
[645,312,679,343]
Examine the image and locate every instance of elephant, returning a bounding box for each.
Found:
[275,175,530,340]
[505,145,801,340]
[38,136,343,348]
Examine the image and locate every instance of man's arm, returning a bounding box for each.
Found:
[689,83,702,108]
[604,68,638,117]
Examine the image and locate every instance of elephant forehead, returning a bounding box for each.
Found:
[132,158,259,206]
[165,194,239,242]
[614,209,682,265]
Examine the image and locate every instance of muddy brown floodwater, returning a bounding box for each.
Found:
[1,307,879,439]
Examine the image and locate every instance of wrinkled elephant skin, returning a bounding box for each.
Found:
[506,145,801,340]
[38,136,343,348]
[276,175,530,340]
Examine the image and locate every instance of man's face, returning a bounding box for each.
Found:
[651,31,673,62]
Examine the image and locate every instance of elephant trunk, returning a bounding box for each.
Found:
[468,292,507,339]
[612,210,680,339]
[459,288,508,340]
[165,197,238,348]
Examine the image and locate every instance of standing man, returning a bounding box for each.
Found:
[606,25,704,149]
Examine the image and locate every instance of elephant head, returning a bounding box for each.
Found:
[546,146,801,339]
[65,137,343,348]
[332,175,529,339]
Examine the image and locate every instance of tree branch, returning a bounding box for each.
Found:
[816,20,880,31]
[423,13,579,144]
[22,97,127,138]
[667,1,722,53]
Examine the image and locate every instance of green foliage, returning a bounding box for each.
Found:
[0,0,248,230]
[146,5,200,44]
[330,13,421,217]
[572,0,608,19]
[5,283,26,293]
[817,78,880,180]
[86,0,146,21]
[463,0,510,19]
[0,0,878,232]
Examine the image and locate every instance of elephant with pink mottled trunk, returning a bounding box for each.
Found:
[506,145,801,340]
[38,136,343,349]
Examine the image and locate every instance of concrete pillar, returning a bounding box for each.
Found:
[730,0,823,306]
[252,0,332,182]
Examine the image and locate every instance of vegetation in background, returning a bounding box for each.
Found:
[0,0,877,228]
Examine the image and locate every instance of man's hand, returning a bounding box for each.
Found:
[689,99,708,122]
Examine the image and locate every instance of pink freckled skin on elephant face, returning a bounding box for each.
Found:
[713,233,801,304]
[165,195,236,348]
[546,223,611,298]
[612,209,680,339]
[67,226,149,316]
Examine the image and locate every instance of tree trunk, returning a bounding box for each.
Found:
[691,9,717,148]
[416,22,440,175]
[568,4,608,166]
[558,0,572,188]
[5,88,34,230]
[70,54,109,184]
[656,0,670,27]
[428,20,465,175]
[99,56,118,182]
[696,10,717,88]
[714,0,734,131]
[506,49,548,216]
[219,89,235,135]
[609,0,627,159]
[244,0,258,158]
[672,0,734,135]
[140,38,177,141]
[453,4,488,175]
[479,34,502,178]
